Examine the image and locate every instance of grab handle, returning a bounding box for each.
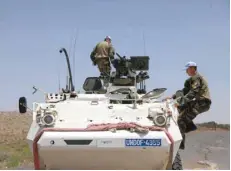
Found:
[91,100,99,105]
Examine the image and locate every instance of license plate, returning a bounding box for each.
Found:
[125,139,161,147]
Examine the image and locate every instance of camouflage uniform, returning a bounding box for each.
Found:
[172,72,212,149]
[90,41,115,76]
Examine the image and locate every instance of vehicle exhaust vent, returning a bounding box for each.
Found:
[64,140,93,145]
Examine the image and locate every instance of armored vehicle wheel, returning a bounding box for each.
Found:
[172,151,183,170]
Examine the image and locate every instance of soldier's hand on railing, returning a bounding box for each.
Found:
[174,102,179,108]
[162,96,172,102]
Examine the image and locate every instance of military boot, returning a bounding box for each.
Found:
[179,134,185,150]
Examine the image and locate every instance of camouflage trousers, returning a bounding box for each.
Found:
[95,58,111,76]
[177,98,212,149]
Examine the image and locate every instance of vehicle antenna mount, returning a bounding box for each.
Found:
[59,48,75,92]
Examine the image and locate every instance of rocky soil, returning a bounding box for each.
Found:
[0,112,33,169]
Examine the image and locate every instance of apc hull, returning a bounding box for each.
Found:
[29,129,180,170]
[19,49,184,170]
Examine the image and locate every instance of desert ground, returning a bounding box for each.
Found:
[0,112,229,170]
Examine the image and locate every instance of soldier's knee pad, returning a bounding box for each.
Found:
[196,104,211,114]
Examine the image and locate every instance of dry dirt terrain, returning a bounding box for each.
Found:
[0,112,33,169]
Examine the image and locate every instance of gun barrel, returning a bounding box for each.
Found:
[116,53,123,59]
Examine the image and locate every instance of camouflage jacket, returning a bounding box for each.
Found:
[173,72,211,102]
[90,41,115,62]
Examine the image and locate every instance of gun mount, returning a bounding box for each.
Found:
[112,53,149,76]
[110,53,150,93]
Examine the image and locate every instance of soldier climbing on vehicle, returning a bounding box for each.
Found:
[163,61,212,150]
[90,36,115,77]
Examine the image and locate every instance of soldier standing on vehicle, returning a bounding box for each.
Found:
[90,36,115,76]
[163,61,212,149]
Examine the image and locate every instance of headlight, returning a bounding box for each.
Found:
[153,114,167,127]
[36,107,57,127]
[148,107,167,127]
[42,114,55,126]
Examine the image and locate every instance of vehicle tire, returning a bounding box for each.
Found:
[172,151,183,170]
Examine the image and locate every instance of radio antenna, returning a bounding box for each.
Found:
[72,29,78,87]
[142,30,146,56]
[142,30,147,92]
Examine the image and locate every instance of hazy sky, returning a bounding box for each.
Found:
[0,0,229,123]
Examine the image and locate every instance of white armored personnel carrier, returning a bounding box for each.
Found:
[18,48,183,170]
